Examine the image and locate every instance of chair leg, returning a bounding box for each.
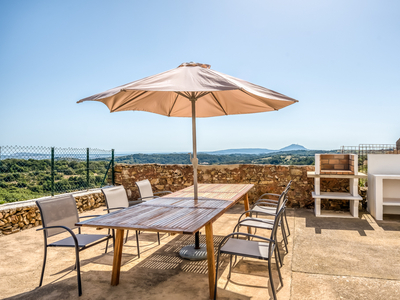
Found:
[112,229,116,250]
[280,214,289,253]
[284,209,290,236]
[214,251,222,300]
[105,229,110,253]
[275,244,283,267]
[74,245,82,296]
[39,245,48,287]
[157,232,160,245]
[281,223,289,253]
[125,230,129,244]
[227,255,233,280]
[268,257,277,300]
[136,231,140,258]
[274,246,284,287]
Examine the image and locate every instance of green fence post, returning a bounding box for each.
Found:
[111,149,115,185]
[51,147,55,196]
[87,148,90,190]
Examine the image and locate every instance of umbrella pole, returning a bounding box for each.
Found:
[191,97,201,250]
[191,98,198,200]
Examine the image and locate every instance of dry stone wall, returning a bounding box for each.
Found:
[115,163,364,210]
[0,190,105,236]
[1,163,368,237]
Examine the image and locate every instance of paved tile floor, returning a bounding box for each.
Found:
[2,205,400,300]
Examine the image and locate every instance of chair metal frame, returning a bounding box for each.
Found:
[251,180,292,237]
[135,179,172,201]
[36,194,112,296]
[102,185,143,257]
[214,205,286,300]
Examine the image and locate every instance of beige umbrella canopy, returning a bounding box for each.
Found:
[77,62,298,199]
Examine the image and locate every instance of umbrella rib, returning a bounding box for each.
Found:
[168,93,180,116]
[239,88,280,111]
[210,92,228,115]
[196,91,210,99]
[111,90,149,112]
[176,92,190,99]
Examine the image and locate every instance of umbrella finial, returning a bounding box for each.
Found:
[178,62,211,69]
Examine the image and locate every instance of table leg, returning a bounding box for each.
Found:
[111,229,124,286]
[243,193,252,234]
[205,222,215,300]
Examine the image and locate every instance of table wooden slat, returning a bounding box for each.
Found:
[77,204,229,234]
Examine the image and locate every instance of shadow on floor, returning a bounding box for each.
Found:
[5,234,247,300]
[376,214,400,231]
[298,209,375,236]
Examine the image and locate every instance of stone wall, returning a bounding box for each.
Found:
[114,163,364,210]
[0,190,105,236]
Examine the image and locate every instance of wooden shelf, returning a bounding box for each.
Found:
[312,192,362,201]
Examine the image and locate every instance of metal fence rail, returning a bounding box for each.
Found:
[0,146,114,204]
[341,144,398,185]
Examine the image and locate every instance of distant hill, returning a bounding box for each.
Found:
[204,144,307,155]
[204,148,274,155]
[279,144,307,151]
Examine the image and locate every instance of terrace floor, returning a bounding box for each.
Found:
[2,205,400,300]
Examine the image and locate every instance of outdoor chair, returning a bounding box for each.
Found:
[236,195,289,267]
[36,194,112,296]
[214,205,286,300]
[101,185,143,257]
[251,181,292,237]
[135,179,172,201]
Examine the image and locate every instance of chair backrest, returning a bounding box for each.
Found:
[274,180,292,214]
[36,194,79,238]
[269,201,287,251]
[102,185,129,210]
[135,179,154,200]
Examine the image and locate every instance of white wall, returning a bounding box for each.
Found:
[367,154,400,174]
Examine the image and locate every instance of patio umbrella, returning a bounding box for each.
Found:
[77,62,298,200]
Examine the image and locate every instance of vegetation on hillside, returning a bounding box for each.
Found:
[0,159,110,204]
[0,149,338,204]
[115,150,336,165]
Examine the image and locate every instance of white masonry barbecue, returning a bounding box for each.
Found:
[307,154,367,218]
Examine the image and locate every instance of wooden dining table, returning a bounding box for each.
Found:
[76,183,254,299]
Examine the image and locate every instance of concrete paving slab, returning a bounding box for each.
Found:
[3,204,400,300]
[292,209,400,280]
[291,272,400,300]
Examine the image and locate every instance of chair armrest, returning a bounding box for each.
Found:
[154,191,172,195]
[79,215,101,219]
[237,217,275,227]
[128,200,142,206]
[237,209,276,223]
[259,192,281,198]
[37,225,80,247]
[254,200,278,207]
[103,207,126,212]
[137,196,159,201]
[256,197,279,203]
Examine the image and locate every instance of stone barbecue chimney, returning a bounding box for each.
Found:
[397,138,400,150]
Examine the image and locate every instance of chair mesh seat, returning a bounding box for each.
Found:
[239,218,274,230]
[49,234,109,248]
[220,238,271,260]
[253,205,277,215]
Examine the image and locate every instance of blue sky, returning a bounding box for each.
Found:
[1,0,399,153]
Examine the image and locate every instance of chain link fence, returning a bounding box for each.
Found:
[0,146,114,204]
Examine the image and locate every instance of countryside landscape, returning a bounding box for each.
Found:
[0,144,335,204]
